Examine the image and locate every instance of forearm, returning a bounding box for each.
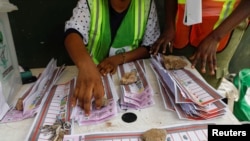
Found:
[210,0,250,41]
[122,47,150,63]
[64,33,94,69]
[164,0,178,32]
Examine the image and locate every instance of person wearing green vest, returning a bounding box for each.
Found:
[64,0,160,116]
[150,0,250,89]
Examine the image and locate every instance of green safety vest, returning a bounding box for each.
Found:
[87,0,151,64]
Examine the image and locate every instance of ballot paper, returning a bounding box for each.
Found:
[117,60,155,110]
[0,58,65,123]
[70,74,118,126]
[63,123,210,141]
[0,82,10,120]
[150,55,227,120]
[157,80,175,111]
[26,74,118,140]
[26,78,75,141]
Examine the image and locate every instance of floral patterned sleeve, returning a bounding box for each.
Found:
[64,0,90,45]
[141,0,160,47]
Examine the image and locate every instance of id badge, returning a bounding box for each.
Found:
[184,0,202,25]
[109,46,131,56]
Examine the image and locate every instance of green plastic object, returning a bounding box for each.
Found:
[20,71,32,79]
[233,68,250,121]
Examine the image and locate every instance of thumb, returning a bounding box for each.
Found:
[71,95,77,107]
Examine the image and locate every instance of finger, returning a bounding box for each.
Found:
[189,54,197,69]
[99,68,106,76]
[151,42,161,55]
[77,85,86,109]
[110,66,117,75]
[211,55,217,75]
[210,67,215,75]
[100,65,112,76]
[201,59,207,74]
[208,55,215,75]
[169,42,173,53]
[149,44,155,54]
[104,64,113,74]
[189,53,195,61]
[83,87,92,116]
[201,53,209,73]
[161,42,168,54]
[71,87,79,107]
[71,95,77,107]
[97,64,107,75]
[93,84,105,109]
[96,65,102,72]
[191,59,198,69]
[99,64,108,76]
[213,56,217,70]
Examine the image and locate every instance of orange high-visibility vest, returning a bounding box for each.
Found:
[174,0,240,52]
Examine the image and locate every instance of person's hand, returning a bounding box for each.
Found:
[189,35,219,75]
[71,62,105,116]
[97,55,122,76]
[150,28,175,55]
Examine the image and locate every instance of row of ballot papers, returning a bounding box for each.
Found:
[1,58,155,125]
[117,60,155,110]
[25,60,155,140]
[0,58,66,123]
[3,56,227,139]
[71,59,155,125]
[150,54,227,120]
[71,59,155,126]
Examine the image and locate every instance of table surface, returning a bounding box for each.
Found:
[0,59,240,141]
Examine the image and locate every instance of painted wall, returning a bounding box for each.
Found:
[8,0,78,68]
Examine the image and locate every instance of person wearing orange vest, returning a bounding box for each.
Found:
[64,0,160,116]
[150,0,250,89]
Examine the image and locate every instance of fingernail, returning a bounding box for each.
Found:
[84,114,89,120]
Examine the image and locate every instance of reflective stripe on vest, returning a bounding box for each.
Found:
[134,0,145,46]
[214,0,237,29]
[87,0,104,62]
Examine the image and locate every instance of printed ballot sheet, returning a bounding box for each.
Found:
[63,123,209,141]
[70,74,119,126]
[0,58,66,123]
[169,69,223,106]
[149,55,227,120]
[117,60,155,110]
[26,73,121,140]
[26,78,75,141]
[0,82,10,120]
